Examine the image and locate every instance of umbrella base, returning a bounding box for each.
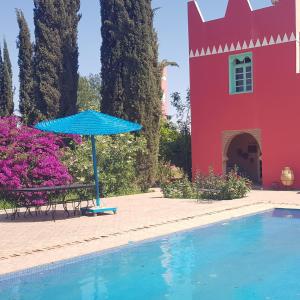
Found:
[81,206,117,216]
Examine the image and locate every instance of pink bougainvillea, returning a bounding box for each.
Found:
[0,117,76,204]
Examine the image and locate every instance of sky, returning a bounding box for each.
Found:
[0,0,271,115]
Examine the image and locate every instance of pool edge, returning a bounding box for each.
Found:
[0,206,278,283]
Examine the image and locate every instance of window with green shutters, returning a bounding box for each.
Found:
[229,52,253,94]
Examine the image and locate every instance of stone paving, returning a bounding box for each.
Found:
[0,189,299,276]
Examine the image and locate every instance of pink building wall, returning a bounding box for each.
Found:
[188,0,300,188]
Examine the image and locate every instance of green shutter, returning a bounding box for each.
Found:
[229,52,253,95]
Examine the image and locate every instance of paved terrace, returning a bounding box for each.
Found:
[0,189,299,275]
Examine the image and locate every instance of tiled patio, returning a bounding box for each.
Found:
[0,189,299,275]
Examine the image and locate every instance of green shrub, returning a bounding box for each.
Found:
[159,118,191,178]
[221,169,252,199]
[195,168,251,200]
[161,176,197,199]
[161,168,251,200]
[194,169,224,199]
[0,199,12,210]
[156,161,184,185]
[63,134,147,197]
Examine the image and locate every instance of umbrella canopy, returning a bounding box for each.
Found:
[35,110,142,212]
[35,110,142,135]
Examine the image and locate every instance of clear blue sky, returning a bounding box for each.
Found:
[0,0,271,114]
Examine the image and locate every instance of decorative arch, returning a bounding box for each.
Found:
[222,129,262,181]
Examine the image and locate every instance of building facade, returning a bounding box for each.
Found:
[188,0,300,188]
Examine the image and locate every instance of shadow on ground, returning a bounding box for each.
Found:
[0,209,113,223]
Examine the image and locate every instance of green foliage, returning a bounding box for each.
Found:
[159,59,179,73]
[100,0,162,189]
[0,40,14,116]
[195,168,252,200]
[3,40,12,77]
[0,49,4,115]
[0,198,12,210]
[159,90,191,176]
[161,168,251,200]
[171,90,191,131]
[33,0,80,121]
[156,161,184,185]
[161,176,197,199]
[63,134,147,197]
[224,169,252,199]
[33,0,62,120]
[16,9,34,124]
[60,0,81,117]
[159,119,180,161]
[77,74,101,111]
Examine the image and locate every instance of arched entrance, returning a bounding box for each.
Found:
[226,133,262,184]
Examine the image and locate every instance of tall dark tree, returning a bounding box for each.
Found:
[0,40,14,116]
[100,0,162,189]
[60,0,81,117]
[16,9,34,124]
[33,0,80,121]
[33,0,62,120]
[3,40,12,78]
[0,48,4,114]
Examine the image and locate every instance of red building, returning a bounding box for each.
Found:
[188,0,300,188]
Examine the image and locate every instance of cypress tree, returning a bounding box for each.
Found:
[33,0,62,120]
[0,40,14,116]
[0,48,4,114]
[60,0,81,117]
[100,0,162,189]
[16,9,34,124]
[3,40,12,78]
[33,0,80,120]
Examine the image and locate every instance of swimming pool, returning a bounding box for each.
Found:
[1,208,300,300]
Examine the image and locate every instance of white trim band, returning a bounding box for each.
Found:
[190,32,297,58]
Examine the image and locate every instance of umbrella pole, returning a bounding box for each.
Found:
[91,135,100,207]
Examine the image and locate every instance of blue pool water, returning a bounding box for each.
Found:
[1,209,300,300]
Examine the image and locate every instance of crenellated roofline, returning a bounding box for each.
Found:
[188,0,205,22]
[225,0,253,17]
[187,0,282,23]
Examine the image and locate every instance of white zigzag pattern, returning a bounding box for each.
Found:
[290,32,296,42]
[255,39,261,47]
[282,33,288,43]
[276,35,282,44]
[190,32,296,58]
[248,40,255,48]
[262,37,268,46]
[269,35,275,45]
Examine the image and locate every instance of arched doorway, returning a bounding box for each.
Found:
[226,133,262,184]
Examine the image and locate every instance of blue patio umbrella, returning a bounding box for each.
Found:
[35,110,142,214]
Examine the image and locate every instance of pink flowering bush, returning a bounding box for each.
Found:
[0,117,74,204]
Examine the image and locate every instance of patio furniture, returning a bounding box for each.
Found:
[1,183,95,221]
[35,110,142,216]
